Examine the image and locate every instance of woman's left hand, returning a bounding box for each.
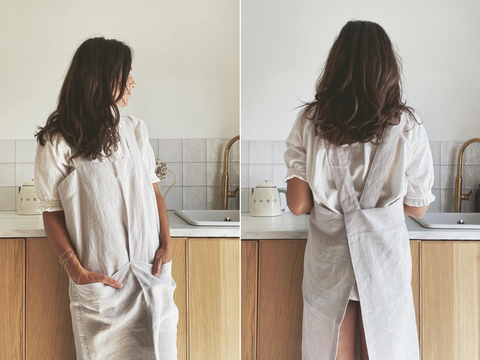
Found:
[152,245,173,277]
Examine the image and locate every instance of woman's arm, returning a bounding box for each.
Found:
[42,211,124,287]
[151,182,173,276]
[286,177,314,215]
[403,204,428,218]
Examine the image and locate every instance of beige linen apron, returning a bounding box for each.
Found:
[57,117,178,360]
[302,115,420,360]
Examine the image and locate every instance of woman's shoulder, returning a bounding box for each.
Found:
[400,110,427,145]
[35,130,73,167]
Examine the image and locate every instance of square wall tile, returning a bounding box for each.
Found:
[183,187,206,210]
[158,139,183,163]
[433,166,441,189]
[441,141,465,166]
[0,187,16,210]
[16,140,37,163]
[0,164,15,186]
[183,163,207,186]
[0,140,15,163]
[207,139,229,162]
[183,139,207,162]
[162,186,182,210]
[249,141,274,164]
[160,163,182,187]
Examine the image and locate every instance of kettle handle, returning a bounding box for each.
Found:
[278,188,287,212]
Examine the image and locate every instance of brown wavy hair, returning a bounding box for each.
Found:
[34,37,133,161]
[301,20,419,146]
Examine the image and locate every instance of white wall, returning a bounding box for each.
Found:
[242,0,480,141]
[0,0,239,139]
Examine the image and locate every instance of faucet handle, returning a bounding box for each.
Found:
[461,189,474,201]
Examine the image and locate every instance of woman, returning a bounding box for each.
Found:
[34,37,178,360]
[284,21,435,360]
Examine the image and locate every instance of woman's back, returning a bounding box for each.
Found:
[284,109,436,214]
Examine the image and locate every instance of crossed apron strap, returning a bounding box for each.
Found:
[325,114,406,213]
[70,118,134,168]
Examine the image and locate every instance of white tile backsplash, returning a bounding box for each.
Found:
[241,139,480,214]
[1,137,239,211]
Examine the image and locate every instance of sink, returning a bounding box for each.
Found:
[410,212,480,230]
[174,210,240,227]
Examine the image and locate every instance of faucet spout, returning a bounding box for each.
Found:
[454,138,480,212]
[221,135,240,210]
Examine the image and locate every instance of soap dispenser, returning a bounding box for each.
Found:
[475,183,480,212]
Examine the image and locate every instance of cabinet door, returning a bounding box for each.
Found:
[258,240,306,360]
[26,238,76,359]
[421,241,480,360]
[241,241,258,360]
[0,239,25,360]
[188,238,240,360]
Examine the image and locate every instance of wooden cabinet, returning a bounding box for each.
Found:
[243,239,480,360]
[0,239,25,360]
[188,238,240,360]
[421,241,480,360]
[1,236,239,360]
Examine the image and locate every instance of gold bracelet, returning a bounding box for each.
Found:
[59,248,74,265]
[61,251,74,269]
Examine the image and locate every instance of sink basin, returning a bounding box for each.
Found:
[174,210,240,227]
[410,212,480,229]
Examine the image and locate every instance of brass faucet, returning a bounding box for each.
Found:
[454,138,480,212]
[221,135,240,210]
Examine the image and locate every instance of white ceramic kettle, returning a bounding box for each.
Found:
[250,180,286,217]
[18,179,40,215]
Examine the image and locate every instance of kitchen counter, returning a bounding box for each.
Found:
[241,212,480,240]
[0,210,239,238]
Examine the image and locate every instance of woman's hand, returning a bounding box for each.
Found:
[152,244,173,277]
[76,268,124,288]
[66,260,124,288]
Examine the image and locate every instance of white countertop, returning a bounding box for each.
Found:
[241,212,480,240]
[0,211,239,238]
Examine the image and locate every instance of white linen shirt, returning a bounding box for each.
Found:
[34,115,160,213]
[284,110,436,214]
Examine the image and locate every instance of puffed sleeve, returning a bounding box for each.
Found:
[284,110,308,183]
[403,114,436,207]
[34,133,70,212]
[135,118,160,184]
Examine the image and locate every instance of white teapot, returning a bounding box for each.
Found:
[250,180,286,217]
